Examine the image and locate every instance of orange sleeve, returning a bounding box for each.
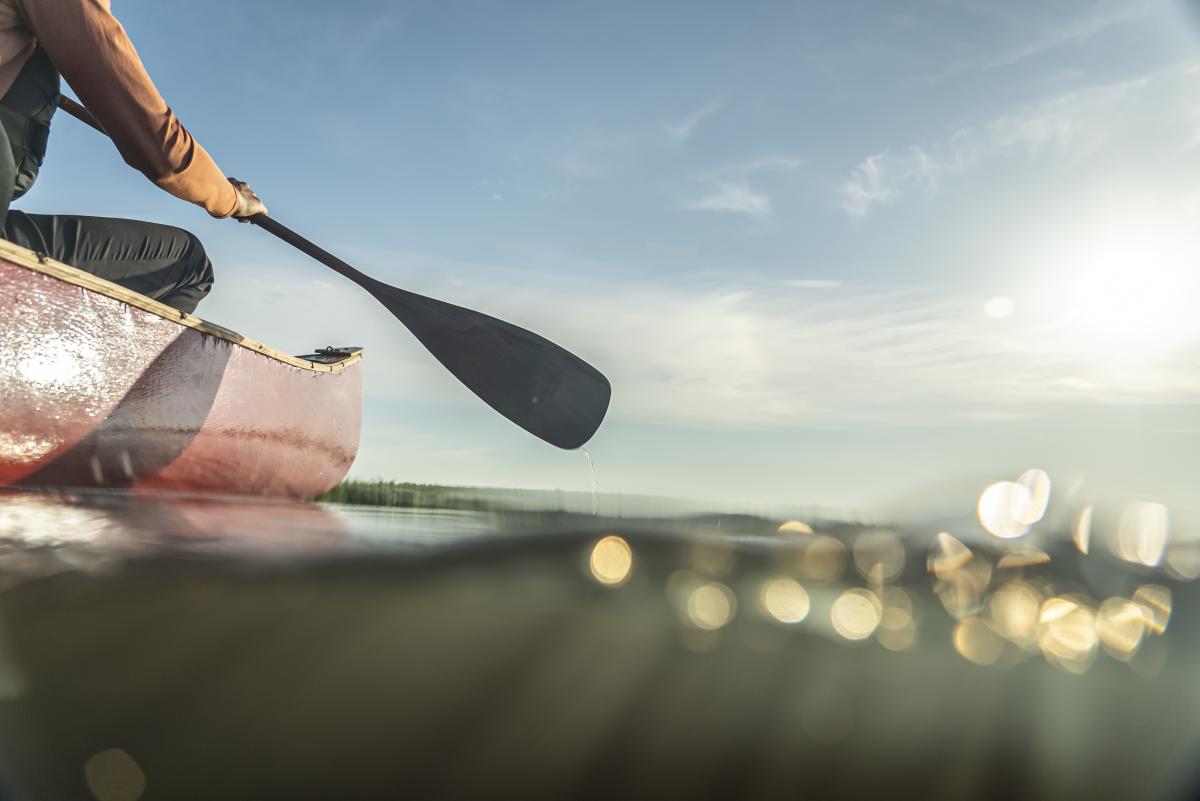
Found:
[21,0,238,217]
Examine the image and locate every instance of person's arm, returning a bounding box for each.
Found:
[21,0,253,218]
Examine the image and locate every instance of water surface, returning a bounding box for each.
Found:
[0,488,1197,801]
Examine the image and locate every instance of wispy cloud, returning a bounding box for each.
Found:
[841,64,1192,217]
[684,182,771,217]
[985,4,1148,69]
[541,280,1200,428]
[663,98,725,141]
[684,155,804,217]
[841,154,898,218]
[918,2,1150,83]
[841,145,940,217]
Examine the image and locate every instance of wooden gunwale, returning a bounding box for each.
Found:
[0,237,363,374]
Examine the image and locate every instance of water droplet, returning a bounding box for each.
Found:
[581,446,598,516]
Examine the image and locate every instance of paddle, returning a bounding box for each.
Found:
[56,96,611,450]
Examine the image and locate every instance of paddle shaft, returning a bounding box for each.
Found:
[57,96,103,133]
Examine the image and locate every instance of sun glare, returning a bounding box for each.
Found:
[1050,222,1200,357]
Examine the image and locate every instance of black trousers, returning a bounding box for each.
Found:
[0,48,215,314]
[3,212,215,314]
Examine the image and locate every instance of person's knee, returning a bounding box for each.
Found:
[176,229,214,290]
[174,228,210,273]
[159,228,214,313]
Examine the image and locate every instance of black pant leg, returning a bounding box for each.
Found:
[1,212,215,314]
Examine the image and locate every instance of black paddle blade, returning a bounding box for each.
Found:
[371,281,611,449]
[244,215,609,448]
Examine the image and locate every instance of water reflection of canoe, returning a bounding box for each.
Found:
[0,238,362,500]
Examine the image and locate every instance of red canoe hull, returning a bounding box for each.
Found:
[0,242,362,500]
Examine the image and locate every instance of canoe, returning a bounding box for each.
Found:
[0,237,362,500]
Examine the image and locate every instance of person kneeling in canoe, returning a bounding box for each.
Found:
[0,0,265,313]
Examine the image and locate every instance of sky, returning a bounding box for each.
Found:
[19,0,1200,518]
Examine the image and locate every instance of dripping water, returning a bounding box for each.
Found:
[581,446,599,516]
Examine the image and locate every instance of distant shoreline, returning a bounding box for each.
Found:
[316,479,852,534]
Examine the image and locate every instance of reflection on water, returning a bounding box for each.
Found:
[0,474,1193,679]
[0,474,1194,676]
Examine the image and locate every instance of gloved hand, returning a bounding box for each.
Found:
[228,178,267,221]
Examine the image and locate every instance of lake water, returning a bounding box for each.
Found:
[0,488,1197,800]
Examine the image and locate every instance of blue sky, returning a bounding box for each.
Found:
[20,0,1200,517]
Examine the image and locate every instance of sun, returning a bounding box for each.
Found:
[1047,220,1200,358]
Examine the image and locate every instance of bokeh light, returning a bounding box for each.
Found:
[876,621,918,651]
[588,535,633,586]
[1164,541,1200,580]
[831,588,881,640]
[1074,505,1093,554]
[985,580,1042,649]
[687,582,736,630]
[1014,469,1052,525]
[1037,596,1098,674]
[852,529,905,583]
[802,535,846,581]
[928,532,972,579]
[930,534,992,620]
[876,587,917,651]
[878,587,913,630]
[666,569,702,606]
[777,520,813,535]
[953,616,1005,666]
[977,481,1033,539]
[1133,584,1171,634]
[1096,597,1146,661]
[1114,501,1168,567]
[760,577,810,623]
[83,748,146,801]
[996,547,1051,569]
